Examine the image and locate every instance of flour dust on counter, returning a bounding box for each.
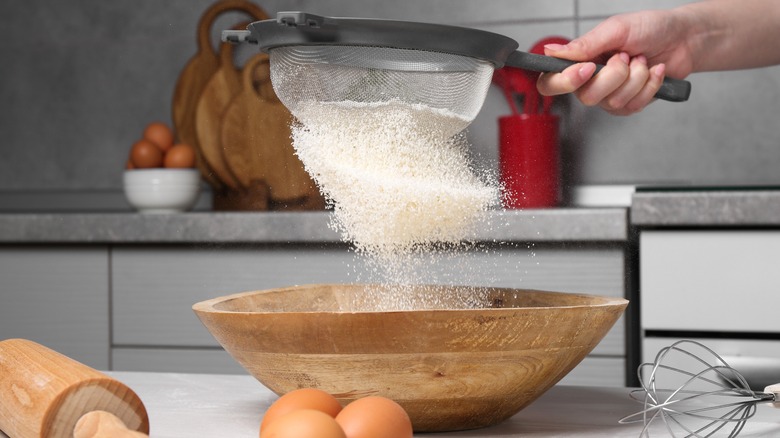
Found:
[291,99,504,310]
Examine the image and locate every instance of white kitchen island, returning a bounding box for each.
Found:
[4,371,776,438]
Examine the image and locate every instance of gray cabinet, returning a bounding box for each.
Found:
[111,245,361,348]
[110,243,627,386]
[641,230,780,334]
[639,231,780,388]
[0,246,109,369]
[0,238,628,386]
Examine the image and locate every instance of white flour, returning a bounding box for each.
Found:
[292,99,500,306]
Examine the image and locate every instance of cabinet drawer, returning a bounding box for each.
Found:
[643,337,780,391]
[112,244,625,355]
[0,246,109,369]
[558,357,625,387]
[112,245,360,347]
[112,347,245,374]
[641,231,780,333]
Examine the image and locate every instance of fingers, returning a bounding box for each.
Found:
[537,62,597,96]
[543,41,593,62]
[576,52,631,106]
[536,51,667,115]
[602,62,666,116]
[602,55,650,109]
[622,64,666,113]
[542,17,631,62]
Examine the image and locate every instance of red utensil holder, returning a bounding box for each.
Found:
[499,113,560,209]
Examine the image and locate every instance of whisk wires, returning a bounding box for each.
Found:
[619,340,776,437]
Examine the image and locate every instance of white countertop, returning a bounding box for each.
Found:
[4,372,777,437]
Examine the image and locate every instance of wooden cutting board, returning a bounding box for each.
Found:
[220,54,319,203]
[171,0,269,188]
[194,23,246,191]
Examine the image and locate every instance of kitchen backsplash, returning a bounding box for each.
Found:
[2,0,779,206]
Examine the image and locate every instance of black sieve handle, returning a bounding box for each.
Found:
[505,51,691,103]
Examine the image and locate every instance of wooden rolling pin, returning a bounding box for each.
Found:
[74,411,147,438]
[0,339,149,438]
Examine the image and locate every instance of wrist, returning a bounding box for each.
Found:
[669,3,714,73]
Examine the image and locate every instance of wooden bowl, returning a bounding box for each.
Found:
[193,284,627,432]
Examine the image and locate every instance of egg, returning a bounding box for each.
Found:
[130,139,164,168]
[259,409,346,438]
[260,388,342,432]
[143,121,174,152]
[335,396,413,438]
[163,143,196,168]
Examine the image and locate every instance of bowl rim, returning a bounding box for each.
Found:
[192,283,629,316]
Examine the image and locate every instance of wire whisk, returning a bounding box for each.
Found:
[620,340,779,437]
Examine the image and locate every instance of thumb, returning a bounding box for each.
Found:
[544,20,629,62]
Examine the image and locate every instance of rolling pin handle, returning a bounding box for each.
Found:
[74,411,150,438]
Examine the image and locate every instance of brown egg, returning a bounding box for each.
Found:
[126,159,135,170]
[163,143,196,168]
[143,121,174,152]
[260,388,342,432]
[335,396,413,438]
[130,139,164,168]
[259,409,346,438]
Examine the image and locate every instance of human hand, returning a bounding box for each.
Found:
[536,9,694,115]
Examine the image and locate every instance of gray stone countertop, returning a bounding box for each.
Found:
[632,189,780,226]
[0,208,628,244]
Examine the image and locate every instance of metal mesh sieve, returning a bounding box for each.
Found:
[268,45,495,130]
[222,11,691,132]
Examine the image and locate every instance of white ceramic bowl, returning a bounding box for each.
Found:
[124,169,201,213]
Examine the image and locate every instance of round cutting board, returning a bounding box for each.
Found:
[194,24,246,190]
[220,54,318,202]
[171,0,268,188]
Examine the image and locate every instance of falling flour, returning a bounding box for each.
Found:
[291,99,500,307]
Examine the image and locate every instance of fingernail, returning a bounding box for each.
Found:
[619,52,631,64]
[636,55,648,65]
[578,62,597,80]
[652,63,666,78]
[544,43,566,52]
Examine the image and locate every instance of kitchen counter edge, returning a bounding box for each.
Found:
[0,209,628,244]
[632,190,780,226]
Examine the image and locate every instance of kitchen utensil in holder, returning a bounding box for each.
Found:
[499,113,560,208]
[494,37,568,209]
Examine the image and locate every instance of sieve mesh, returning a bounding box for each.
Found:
[269,45,494,131]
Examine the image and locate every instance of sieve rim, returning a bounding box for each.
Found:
[245,11,519,68]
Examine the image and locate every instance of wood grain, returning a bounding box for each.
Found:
[0,339,149,438]
[193,284,628,432]
[220,55,319,203]
[74,411,148,438]
[194,23,246,190]
[171,0,269,188]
